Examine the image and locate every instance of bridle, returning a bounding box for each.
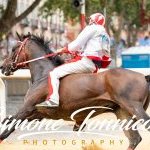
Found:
[14,38,29,64]
[2,37,80,75]
[8,37,29,71]
[11,37,64,70]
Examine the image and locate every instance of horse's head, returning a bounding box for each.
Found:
[1,34,30,76]
[1,33,64,76]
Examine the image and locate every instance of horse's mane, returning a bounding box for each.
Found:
[22,34,64,66]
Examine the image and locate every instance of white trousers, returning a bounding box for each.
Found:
[48,57,96,102]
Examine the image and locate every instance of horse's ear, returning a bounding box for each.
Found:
[16,32,22,41]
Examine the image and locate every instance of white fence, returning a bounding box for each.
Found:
[0,78,6,122]
[0,69,31,122]
[0,68,149,122]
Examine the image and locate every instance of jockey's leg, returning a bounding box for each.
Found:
[47,57,96,106]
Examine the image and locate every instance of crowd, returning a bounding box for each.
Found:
[0,32,17,61]
[136,31,150,46]
[112,30,150,59]
[0,29,150,64]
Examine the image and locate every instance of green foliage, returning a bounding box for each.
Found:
[146,0,150,19]
[86,0,103,16]
[40,0,80,21]
[40,0,148,46]
[40,0,143,27]
[0,4,4,16]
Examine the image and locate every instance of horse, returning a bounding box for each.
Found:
[0,34,150,150]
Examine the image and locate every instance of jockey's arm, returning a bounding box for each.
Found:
[68,26,96,52]
[57,26,96,54]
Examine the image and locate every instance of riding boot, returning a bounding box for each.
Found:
[38,100,59,107]
[46,99,59,107]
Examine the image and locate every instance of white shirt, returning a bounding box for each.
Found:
[68,24,110,58]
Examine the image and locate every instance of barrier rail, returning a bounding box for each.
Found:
[0,69,30,122]
[0,69,31,79]
[0,78,6,122]
[0,68,149,122]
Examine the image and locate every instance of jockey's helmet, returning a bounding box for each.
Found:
[89,13,105,26]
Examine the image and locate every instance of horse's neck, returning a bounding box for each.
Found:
[28,56,55,83]
[27,42,64,83]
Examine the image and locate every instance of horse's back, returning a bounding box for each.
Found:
[60,68,145,86]
[59,68,147,101]
[58,68,148,112]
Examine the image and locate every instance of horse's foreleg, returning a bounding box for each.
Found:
[115,108,142,150]
[0,104,36,141]
[73,120,86,131]
[0,81,48,142]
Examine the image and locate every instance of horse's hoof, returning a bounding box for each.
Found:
[73,126,79,131]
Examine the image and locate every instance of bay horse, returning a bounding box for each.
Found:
[0,34,150,150]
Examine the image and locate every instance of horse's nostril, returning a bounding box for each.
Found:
[4,70,11,76]
[4,72,8,76]
[0,66,3,69]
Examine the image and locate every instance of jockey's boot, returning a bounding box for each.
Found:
[37,99,59,107]
[46,99,59,107]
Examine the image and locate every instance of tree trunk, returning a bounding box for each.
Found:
[0,0,41,39]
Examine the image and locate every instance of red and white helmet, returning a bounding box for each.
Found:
[89,13,105,26]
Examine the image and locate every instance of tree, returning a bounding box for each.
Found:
[40,0,79,21]
[41,0,149,46]
[0,0,41,40]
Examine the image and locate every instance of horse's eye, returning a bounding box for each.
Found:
[12,44,20,52]
[12,46,17,52]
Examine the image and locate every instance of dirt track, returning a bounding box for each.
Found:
[1,105,150,150]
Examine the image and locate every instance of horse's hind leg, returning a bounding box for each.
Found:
[118,99,150,130]
[115,108,142,150]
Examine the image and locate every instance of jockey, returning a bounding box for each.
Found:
[46,13,111,107]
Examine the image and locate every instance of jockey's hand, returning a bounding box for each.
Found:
[57,47,70,54]
[56,48,64,53]
[71,51,80,56]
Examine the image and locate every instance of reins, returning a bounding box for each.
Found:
[17,51,62,67]
[16,38,63,67]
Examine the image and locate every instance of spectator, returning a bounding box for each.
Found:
[136,31,150,46]
[0,36,7,59]
[6,32,17,55]
[0,32,17,61]
[143,33,150,46]
[117,39,126,58]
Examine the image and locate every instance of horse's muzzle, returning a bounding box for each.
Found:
[1,64,14,76]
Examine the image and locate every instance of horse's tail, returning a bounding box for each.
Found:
[144,75,150,110]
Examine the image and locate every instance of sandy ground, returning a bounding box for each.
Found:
[0,106,150,150]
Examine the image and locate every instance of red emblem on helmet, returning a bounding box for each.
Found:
[89,13,105,26]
